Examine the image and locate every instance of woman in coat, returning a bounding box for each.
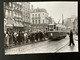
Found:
[5,32,9,48]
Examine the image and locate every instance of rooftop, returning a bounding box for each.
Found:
[31,8,48,13]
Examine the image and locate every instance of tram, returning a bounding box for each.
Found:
[47,23,67,40]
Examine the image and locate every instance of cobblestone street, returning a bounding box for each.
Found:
[5,34,78,55]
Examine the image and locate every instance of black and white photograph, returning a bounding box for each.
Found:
[4,1,78,55]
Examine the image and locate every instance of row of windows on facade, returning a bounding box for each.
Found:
[5,6,30,17]
[5,11,30,22]
[32,13,44,17]
[13,18,30,23]
[32,20,44,24]
[32,9,47,13]
[5,10,30,18]
[5,2,22,9]
[5,3,25,12]
[32,17,46,19]
[5,10,22,18]
[5,2,30,10]
[5,5,22,14]
[14,6,29,13]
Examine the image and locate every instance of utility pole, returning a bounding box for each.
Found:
[58,19,60,24]
[62,14,64,25]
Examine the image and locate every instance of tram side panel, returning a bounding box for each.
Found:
[47,31,67,40]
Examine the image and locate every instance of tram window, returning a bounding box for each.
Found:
[57,27,58,30]
[50,29,53,31]
[48,28,49,31]
[54,25,56,29]
[48,25,49,28]
[48,25,49,31]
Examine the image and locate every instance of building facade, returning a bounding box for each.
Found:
[48,17,53,24]
[73,17,78,33]
[4,2,14,32]
[4,2,31,33]
[21,2,31,32]
[30,7,49,32]
[63,16,78,33]
[12,2,23,32]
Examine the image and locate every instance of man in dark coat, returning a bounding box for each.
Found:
[22,32,24,44]
[43,31,46,40]
[35,32,38,42]
[17,31,22,45]
[39,32,43,41]
[30,33,34,43]
[69,30,75,46]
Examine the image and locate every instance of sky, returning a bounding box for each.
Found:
[30,1,78,23]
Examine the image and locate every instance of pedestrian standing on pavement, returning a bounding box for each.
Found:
[24,32,26,43]
[17,31,22,45]
[69,30,75,46]
[13,32,17,45]
[26,32,28,43]
[35,32,38,42]
[9,32,13,47]
[22,32,24,44]
[43,31,45,40]
[5,31,10,48]
[4,31,6,48]
[28,33,31,43]
[30,32,34,43]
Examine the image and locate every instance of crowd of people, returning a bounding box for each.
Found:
[4,30,48,49]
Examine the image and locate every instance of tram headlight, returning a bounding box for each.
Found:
[50,33,53,36]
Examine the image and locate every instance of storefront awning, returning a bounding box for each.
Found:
[6,24,13,27]
[13,22,23,27]
[5,24,13,30]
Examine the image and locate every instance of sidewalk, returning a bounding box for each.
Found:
[56,40,78,53]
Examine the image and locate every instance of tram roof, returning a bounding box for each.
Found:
[56,24,66,28]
